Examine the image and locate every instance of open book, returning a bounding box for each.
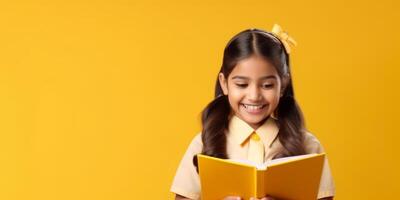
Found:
[197,153,325,200]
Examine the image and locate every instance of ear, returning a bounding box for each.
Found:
[218,73,229,95]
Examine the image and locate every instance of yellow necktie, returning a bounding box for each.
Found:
[247,132,265,164]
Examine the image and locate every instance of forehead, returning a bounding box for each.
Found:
[229,55,278,79]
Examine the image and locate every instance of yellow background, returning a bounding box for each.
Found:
[1,0,399,199]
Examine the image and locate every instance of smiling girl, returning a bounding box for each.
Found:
[171,24,335,200]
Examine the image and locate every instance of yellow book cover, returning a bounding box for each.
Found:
[197,153,325,200]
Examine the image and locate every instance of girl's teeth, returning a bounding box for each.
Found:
[243,104,264,110]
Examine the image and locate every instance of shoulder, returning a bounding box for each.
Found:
[303,130,326,154]
[191,132,202,147]
[186,132,203,154]
[171,132,203,199]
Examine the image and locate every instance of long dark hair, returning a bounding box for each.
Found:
[193,28,307,170]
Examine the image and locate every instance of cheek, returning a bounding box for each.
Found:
[227,86,244,102]
[264,90,280,102]
[263,91,281,111]
[227,92,243,106]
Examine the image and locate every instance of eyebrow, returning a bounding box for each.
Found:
[231,75,277,80]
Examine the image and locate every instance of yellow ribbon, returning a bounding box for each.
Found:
[271,24,297,54]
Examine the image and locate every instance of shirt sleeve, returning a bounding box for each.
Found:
[304,131,336,199]
[170,133,203,200]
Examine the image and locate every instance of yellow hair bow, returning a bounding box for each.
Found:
[271,24,297,54]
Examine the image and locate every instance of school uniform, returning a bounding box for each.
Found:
[170,115,335,199]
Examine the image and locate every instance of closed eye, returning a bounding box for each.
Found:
[263,84,274,89]
[235,84,248,88]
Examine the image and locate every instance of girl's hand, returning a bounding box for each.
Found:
[250,196,277,200]
[222,195,278,200]
[223,196,241,200]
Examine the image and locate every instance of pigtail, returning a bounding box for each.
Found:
[193,77,231,172]
[273,83,307,159]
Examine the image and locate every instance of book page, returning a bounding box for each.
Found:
[265,153,317,167]
[227,158,265,169]
[228,153,318,170]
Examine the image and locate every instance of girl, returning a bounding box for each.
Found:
[171,24,335,200]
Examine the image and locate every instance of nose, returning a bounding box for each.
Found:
[247,85,262,101]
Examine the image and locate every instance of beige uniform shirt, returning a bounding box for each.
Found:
[171,115,335,199]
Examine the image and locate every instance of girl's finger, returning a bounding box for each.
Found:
[223,196,242,200]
